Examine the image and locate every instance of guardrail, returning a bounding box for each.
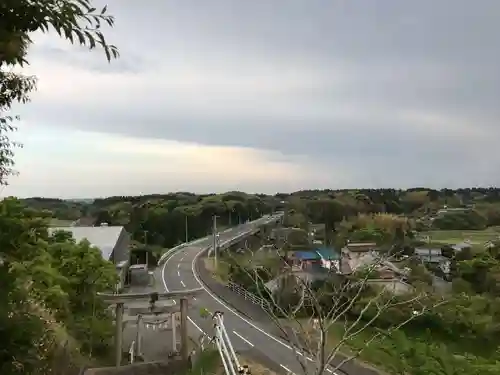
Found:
[157,214,282,266]
[158,237,207,265]
[227,281,271,313]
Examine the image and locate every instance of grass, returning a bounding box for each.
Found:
[419,226,500,246]
[188,349,221,375]
[204,257,231,283]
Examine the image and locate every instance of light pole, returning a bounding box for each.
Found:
[212,215,219,269]
[143,230,149,267]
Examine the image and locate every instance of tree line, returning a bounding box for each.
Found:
[23,187,500,252]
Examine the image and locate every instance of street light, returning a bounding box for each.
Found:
[212,215,220,269]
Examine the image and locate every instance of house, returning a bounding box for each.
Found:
[49,225,131,291]
[49,225,131,264]
[289,247,340,270]
[290,251,322,268]
[485,241,499,249]
[345,242,377,253]
[436,207,471,216]
[415,248,442,258]
[414,248,451,274]
[367,279,413,295]
[452,242,472,252]
[378,268,396,279]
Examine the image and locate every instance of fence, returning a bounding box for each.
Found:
[226,281,271,313]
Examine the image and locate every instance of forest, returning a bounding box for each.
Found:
[24,187,500,250]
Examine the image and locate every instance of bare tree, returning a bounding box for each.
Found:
[221,244,446,375]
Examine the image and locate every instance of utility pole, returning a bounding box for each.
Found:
[143,230,149,267]
[213,215,218,269]
[185,215,189,243]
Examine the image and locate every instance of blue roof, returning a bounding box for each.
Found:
[293,251,321,260]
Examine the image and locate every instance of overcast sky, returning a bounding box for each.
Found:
[4,0,500,198]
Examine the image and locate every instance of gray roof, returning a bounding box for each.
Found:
[415,248,442,255]
[452,242,471,251]
[418,254,447,263]
[49,226,124,260]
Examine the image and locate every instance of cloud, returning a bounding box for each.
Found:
[5,127,356,198]
[7,0,500,197]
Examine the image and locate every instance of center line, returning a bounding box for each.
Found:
[177,264,180,268]
[177,270,180,276]
[233,331,254,347]
[181,280,186,287]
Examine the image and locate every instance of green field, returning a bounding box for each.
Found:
[419,227,500,246]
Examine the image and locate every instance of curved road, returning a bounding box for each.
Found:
[161,216,335,375]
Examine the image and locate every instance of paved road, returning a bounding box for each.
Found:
[161,215,337,375]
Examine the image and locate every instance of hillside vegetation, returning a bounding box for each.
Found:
[27,187,500,248]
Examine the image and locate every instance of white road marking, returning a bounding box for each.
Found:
[162,217,293,365]
[280,364,295,374]
[177,270,180,276]
[191,245,293,350]
[233,330,254,347]
[180,280,186,287]
[180,257,184,261]
[188,317,205,333]
[178,264,180,268]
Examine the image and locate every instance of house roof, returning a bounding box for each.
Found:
[49,226,124,260]
[418,254,448,263]
[452,242,472,251]
[415,248,442,255]
[292,251,321,261]
[347,242,377,247]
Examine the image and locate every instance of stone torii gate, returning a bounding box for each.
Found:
[98,288,202,366]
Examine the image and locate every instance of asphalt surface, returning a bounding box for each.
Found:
[161,215,339,375]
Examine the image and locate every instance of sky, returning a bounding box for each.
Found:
[4,0,500,198]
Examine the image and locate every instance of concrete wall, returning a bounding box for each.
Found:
[112,229,131,264]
